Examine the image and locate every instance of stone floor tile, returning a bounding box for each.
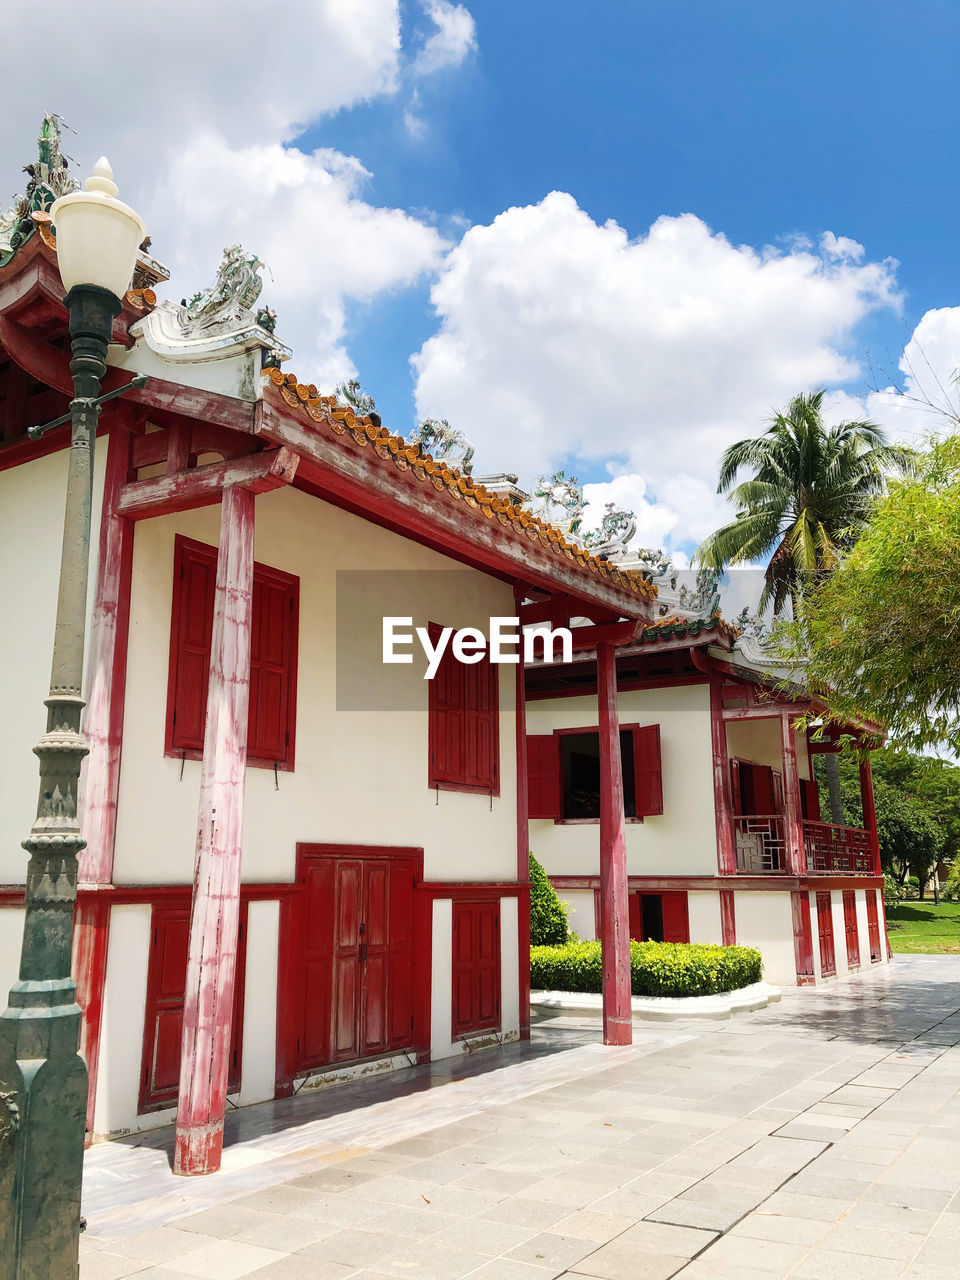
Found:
[456,1168,542,1196]
[413,1184,506,1217]
[842,1200,939,1235]
[466,1261,562,1280]
[549,1210,635,1243]
[820,1221,924,1260]
[730,1213,827,1245]
[792,1248,906,1279]
[177,1208,273,1240]
[361,1204,463,1240]
[173,1239,287,1280]
[300,1227,408,1267]
[380,1241,490,1278]
[690,1233,809,1272]
[760,1189,858,1220]
[79,1254,153,1280]
[287,1167,374,1195]
[912,1236,960,1268]
[608,1219,716,1258]
[232,1216,335,1252]
[110,1229,217,1265]
[432,1217,536,1255]
[481,1198,576,1231]
[569,1245,689,1280]
[244,1259,357,1280]
[505,1231,598,1269]
[901,1266,959,1280]
[644,1198,747,1232]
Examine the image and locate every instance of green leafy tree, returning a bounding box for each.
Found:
[698,389,912,820]
[783,435,960,755]
[529,853,569,946]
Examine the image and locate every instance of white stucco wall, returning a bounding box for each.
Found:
[725,719,811,781]
[831,890,850,977]
[561,888,597,941]
[430,898,453,1059]
[499,894,520,1037]
[527,683,716,877]
[112,484,518,887]
[239,899,279,1106]
[687,891,723,945]
[734,890,797,986]
[94,904,159,1136]
[0,448,107,884]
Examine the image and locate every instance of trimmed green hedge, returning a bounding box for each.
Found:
[529,853,569,945]
[530,939,763,997]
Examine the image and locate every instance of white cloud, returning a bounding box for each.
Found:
[415,0,477,75]
[412,190,902,547]
[1,0,467,388]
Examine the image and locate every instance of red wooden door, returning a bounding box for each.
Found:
[752,765,775,815]
[866,890,882,961]
[791,890,814,982]
[843,890,860,970]
[661,892,690,943]
[141,902,245,1112]
[452,900,501,1037]
[628,892,642,942]
[294,850,417,1074]
[816,890,836,976]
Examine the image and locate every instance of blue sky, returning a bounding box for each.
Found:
[5,1,959,562]
[314,0,960,482]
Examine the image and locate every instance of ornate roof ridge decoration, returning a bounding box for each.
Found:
[0,115,78,265]
[410,418,475,476]
[129,243,290,366]
[640,610,739,645]
[529,470,585,538]
[337,378,379,424]
[583,502,638,557]
[262,366,658,602]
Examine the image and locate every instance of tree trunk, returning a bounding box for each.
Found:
[934,873,941,905]
[824,752,845,825]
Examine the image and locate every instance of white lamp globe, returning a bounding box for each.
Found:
[50,157,146,300]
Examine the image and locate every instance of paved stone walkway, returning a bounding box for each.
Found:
[80,955,960,1280]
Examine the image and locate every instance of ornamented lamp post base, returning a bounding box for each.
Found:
[0,285,121,1280]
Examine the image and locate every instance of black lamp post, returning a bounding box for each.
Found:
[0,157,145,1279]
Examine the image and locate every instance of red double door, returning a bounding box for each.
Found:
[289,847,417,1075]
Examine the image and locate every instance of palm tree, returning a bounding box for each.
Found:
[697,389,913,822]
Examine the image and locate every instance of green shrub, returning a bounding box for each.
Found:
[529,939,762,997]
[883,873,901,909]
[529,853,568,945]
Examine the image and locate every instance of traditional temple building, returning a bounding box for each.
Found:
[0,123,657,1169]
[0,123,888,1177]
[524,566,890,988]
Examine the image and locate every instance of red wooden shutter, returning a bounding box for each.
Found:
[792,890,814,981]
[140,902,245,1112]
[527,734,560,819]
[843,890,860,969]
[752,765,775,815]
[632,724,663,816]
[816,890,836,976]
[661,891,690,943]
[452,900,501,1036]
[248,569,298,765]
[167,536,298,766]
[428,624,499,792]
[386,861,416,1050]
[801,778,822,822]
[167,539,217,754]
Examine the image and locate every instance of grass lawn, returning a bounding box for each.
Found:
[886,901,960,954]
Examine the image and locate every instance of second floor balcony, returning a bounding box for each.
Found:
[733,814,875,875]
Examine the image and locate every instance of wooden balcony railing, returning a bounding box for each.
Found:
[734,815,786,873]
[803,820,874,874]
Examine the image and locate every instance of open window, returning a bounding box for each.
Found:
[526,724,662,821]
[628,890,689,943]
[166,535,299,769]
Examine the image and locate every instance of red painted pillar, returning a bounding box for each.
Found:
[859,755,881,875]
[174,484,255,1176]
[514,593,531,1041]
[781,712,805,875]
[709,680,736,874]
[74,422,135,1135]
[597,641,632,1046]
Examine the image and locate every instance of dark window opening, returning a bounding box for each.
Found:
[641,894,664,943]
[560,730,636,819]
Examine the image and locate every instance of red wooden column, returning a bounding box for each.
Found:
[74,421,135,1135]
[514,591,531,1041]
[597,641,632,1046]
[174,484,255,1176]
[859,755,881,874]
[709,680,737,874]
[780,711,805,875]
